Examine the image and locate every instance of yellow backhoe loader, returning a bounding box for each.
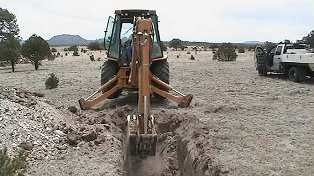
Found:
[79,9,193,155]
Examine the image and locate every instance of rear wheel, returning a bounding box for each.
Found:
[101,60,122,99]
[288,66,305,83]
[150,60,169,100]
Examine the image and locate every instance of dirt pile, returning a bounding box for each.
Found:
[0,86,127,176]
[0,86,67,160]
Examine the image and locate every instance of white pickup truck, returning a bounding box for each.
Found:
[255,44,314,82]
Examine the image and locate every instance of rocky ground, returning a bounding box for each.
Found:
[0,49,313,175]
[0,86,124,176]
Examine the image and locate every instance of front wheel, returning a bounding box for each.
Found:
[288,66,305,83]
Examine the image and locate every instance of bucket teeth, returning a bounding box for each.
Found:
[127,114,157,156]
[128,134,157,156]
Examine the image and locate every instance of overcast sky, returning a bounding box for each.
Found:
[1,0,314,43]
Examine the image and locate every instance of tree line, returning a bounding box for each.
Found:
[301,31,314,48]
[166,32,314,51]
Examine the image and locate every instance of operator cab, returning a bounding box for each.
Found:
[104,10,163,65]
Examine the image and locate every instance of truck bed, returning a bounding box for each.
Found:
[281,53,314,64]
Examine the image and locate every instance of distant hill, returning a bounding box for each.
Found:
[242,41,263,45]
[48,34,89,46]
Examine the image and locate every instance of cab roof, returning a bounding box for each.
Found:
[114,9,157,18]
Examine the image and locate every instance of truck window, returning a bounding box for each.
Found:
[275,46,282,55]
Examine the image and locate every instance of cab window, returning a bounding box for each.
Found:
[275,46,282,55]
[107,16,121,59]
[151,15,163,59]
[104,16,114,50]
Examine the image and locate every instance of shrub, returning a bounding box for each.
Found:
[89,55,95,61]
[68,45,78,52]
[0,148,28,176]
[302,30,314,48]
[169,38,183,50]
[51,48,57,53]
[45,73,59,89]
[190,55,195,60]
[263,41,276,53]
[0,61,7,67]
[81,48,87,53]
[68,106,78,114]
[65,53,68,56]
[238,48,245,53]
[212,53,218,60]
[87,42,102,51]
[47,54,55,61]
[214,43,237,61]
[73,50,79,56]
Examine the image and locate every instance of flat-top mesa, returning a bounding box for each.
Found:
[79,10,193,155]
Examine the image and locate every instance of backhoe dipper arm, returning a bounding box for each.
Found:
[136,19,153,134]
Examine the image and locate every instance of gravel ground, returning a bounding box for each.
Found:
[0,49,313,175]
[0,87,123,176]
[167,51,314,175]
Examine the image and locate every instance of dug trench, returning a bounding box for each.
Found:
[119,108,229,176]
[0,87,227,175]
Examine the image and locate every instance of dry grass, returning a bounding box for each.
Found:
[0,148,28,176]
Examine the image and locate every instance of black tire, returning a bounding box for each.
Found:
[150,60,169,99]
[101,60,121,98]
[288,66,305,83]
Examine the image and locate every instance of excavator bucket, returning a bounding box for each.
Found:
[127,115,157,156]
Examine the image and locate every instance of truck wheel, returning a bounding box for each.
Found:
[288,66,305,82]
[151,60,169,100]
[101,60,122,99]
[257,67,267,76]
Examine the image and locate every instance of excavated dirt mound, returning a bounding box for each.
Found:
[0,87,126,176]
